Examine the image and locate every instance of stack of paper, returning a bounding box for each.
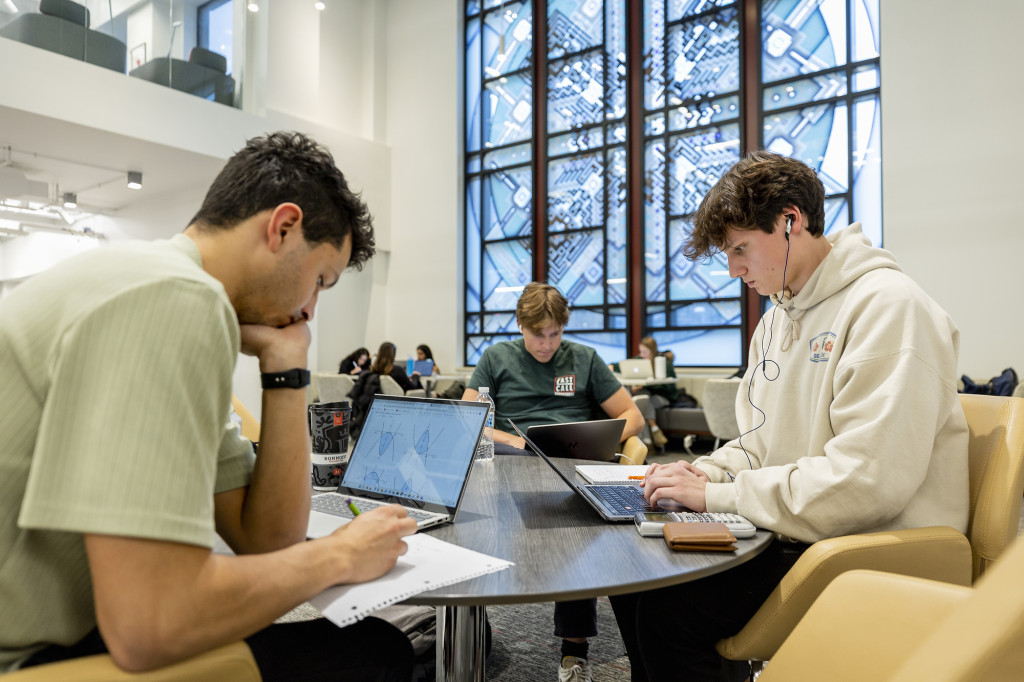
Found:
[574,464,651,484]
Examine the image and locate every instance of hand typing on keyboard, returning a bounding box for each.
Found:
[640,460,712,512]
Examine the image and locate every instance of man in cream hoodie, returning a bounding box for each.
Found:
[610,151,969,680]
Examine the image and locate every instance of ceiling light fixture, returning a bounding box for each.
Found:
[62,192,78,208]
[315,1,325,9]
[247,1,259,12]
[127,171,143,190]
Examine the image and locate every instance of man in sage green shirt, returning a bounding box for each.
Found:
[0,133,417,679]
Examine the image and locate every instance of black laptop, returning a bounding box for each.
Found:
[525,418,625,462]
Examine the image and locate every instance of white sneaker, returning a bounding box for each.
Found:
[558,656,593,682]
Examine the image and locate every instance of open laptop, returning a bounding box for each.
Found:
[525,419,625,462]
[618,358,653,378]
[509,418,662,522]
[308,394,489,537]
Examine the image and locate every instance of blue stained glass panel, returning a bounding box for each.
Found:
[484,142,532,169]
[484,1,533,78]
[646,113,666,136]
[667,122,740,216]
[468,0,481,16]
[483,167,532,240]
[668,220,739,299]
[466,335,519,365]
[763,72,847,112]
[763,102,849,195]
[566,308,605,330]
[548,50,605,133]
[823,196,848,236]
[852,0,880,62]
[467,176,482,313]
[665,8,740,106]
[644,140,667,301]
[609,307,626,329]
[548,229,605,307]
[653,328,742,366]
[549,127,604,157]
[548,0,603,59]
[852,64,878,92]
[467,315,481,334]
[762,0,847,84]
[605,0,627,120]
[549,153,604,231]
[668,0,736,21]
[468,154,482,173]
[606,146,627,304]
[482,240,533,310]
[668,94,739,131]
[562,331,626,365]
[483,312,519,333]
[467,18,482,153]
[670,299,742,326]
[484,73,533,148]
[852,95,881,246]
[644,0,666,110]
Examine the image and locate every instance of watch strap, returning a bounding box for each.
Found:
[261,368,311,389]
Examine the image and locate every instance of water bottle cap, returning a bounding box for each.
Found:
[479,387,489,393]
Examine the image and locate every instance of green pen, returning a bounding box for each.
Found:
[346,497,361,516]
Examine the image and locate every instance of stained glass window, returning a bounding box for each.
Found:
[465,0,881,367]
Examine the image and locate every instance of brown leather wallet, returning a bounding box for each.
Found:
[662,521,737,552]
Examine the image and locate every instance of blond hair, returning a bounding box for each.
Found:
[516,283,569,334]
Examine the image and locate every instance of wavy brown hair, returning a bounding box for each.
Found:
[685,151,825,261]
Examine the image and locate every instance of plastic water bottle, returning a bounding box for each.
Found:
[474,387,495,462]
[407,355,415,375]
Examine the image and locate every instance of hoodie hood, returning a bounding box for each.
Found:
[769,223,901,351]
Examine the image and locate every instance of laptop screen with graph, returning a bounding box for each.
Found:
[339,394,488,510]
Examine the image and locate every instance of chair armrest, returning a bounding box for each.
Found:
[716,526,972,661]
[6,641,260,681]
[758,570,971,682]
[405,389,426,398]
[618,435,647,465]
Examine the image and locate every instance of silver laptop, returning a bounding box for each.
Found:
[308,395,489,537]
[618,358,653,378]
[526,418,625,462]
[509,418,662,522]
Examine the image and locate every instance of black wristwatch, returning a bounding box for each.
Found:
[261,368,311,389]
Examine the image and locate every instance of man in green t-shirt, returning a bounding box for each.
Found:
[462,282,642,682]
[0,133,417,679]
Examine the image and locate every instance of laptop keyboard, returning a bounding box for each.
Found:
[589,484,660,513]
[311,494,437,523]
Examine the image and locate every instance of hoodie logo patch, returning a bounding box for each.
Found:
[554,375,576,396]
[809,332,836,363]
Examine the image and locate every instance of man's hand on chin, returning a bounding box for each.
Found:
[239,321,311,371]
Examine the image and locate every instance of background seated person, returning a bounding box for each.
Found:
[461,281,643,681]
[412,343,439,377]
[338,346,370,375]
[610,336,676,451]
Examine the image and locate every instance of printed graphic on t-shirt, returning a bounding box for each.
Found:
[554,375,576,396]
[809,331,836,363]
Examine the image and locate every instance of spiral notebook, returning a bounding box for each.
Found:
[310,533,513,627]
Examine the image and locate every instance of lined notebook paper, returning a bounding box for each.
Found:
[311,533,513,627]
[575,464,651,485]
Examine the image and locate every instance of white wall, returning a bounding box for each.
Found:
[881,0,1024,377]
[383,0,464,373]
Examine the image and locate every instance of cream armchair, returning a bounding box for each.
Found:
[759,532,1024,682]
[717,394,1024,668]
[6,641,260,681]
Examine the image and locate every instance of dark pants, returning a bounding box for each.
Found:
[22,617,414,682]
[609,540,808,682]
[554,598,598,639]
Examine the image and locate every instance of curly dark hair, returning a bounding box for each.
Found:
[189,131,375,269]
[685,151,825,260]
